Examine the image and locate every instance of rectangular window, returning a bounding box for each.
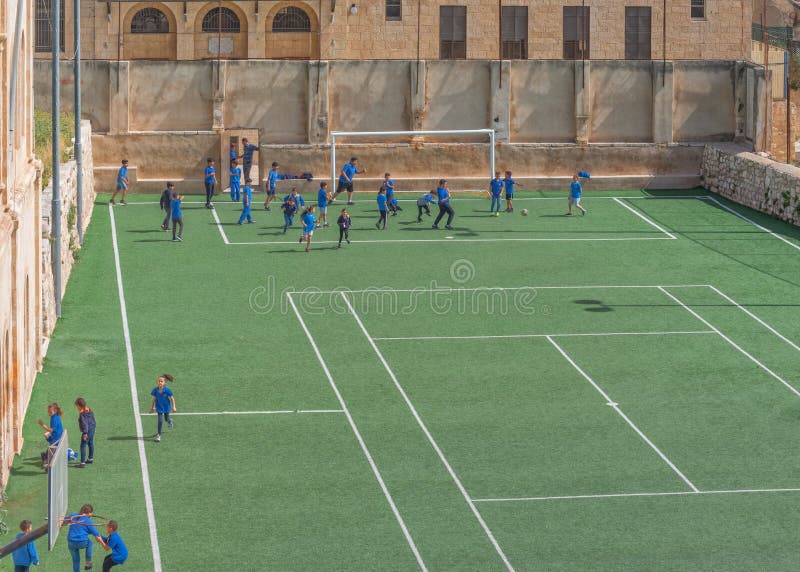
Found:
[501,6,528,59]
[35,0,65,53]
[690,0,705,19]
[563,6,590,60]
[625,7,651,60]
[440,6,467,59]
[386,0,402,21]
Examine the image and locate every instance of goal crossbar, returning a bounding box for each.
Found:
[330,129,496,190]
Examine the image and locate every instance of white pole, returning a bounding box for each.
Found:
[490,130,495,180]
[330,133,336,192]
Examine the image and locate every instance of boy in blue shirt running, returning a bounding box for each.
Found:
[204,158,217,209]
[416,191,435,222]
[333,157,365,205]
[149,375,177,442]
[238,178,254,225]
[264,161,279,210]
[504,170,515,212]
[12,520,39,571]
[432,179,455,230]
[317,182,330,227]
[170,193,183,242]
[281,197,297,234]
[110,159,129,205]
[229,160,242,202]
[489,171,503,216]
[101,520,128,571]
[376,188,388,229]
[64,504,106,572]
[383,173,400,215]
[299,206,316,252]
[284,188,304,210]
[567,173,587,216]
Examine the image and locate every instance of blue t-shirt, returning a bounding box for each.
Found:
[170,198,182,219]
[436,186,450,206]
[317,188,328,207]
[105,531,129,564]
[285,193,304,207]
[490,179,503,197]
[242,186,252,206]
[301,213,315,232]
[242,143,258,163]
[268,169,279,190]
[151,386,174,414]
[230,149,237,162]
[47,414,63,444]
[504,178,515,195]
[66,514,100,543]
[339,162,357,183]
[117,166,127,184]
[385,180,395,197]
[12,532,39,566]
[570,181,582,198]
[377,194,388,211]
[204,166,215,184]
[230,166,241,185]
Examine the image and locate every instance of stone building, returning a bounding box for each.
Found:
[37,0,751,62]
[1,0,42,487]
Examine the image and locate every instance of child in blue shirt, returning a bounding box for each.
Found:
[237,178,254,225]
[504,170,515,212]
[110,159,129,205]
[204,158,216,209]
[299,206,316,252]
[333,157,365,204]
[101,520,128,571]
[284,188,305,210]
[489,171,503,216]
[281,198,297,234]
[149,374,176,442]
[432,180,455,230]
[568,173,587,216]
[416,191,435,222]
[376,188,388,229]
[64,504,106,572]
[170,193,183,242]
[384,173,400,215]
[38,402,64,469]
[229,143,237,164]
[229,160,242,202]
[12,520,39,571]
[264,162,279,210]
[317,182,330,228]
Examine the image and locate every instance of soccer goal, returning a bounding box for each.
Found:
[329,129,496,191]
[47,431,69,550]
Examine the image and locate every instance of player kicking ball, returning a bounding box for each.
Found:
[567,173,588,216]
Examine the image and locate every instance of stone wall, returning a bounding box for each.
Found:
[40,120,96,339]
[701,143,800,226]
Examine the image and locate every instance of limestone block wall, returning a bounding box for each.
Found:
[701,143,800,226]
[40,121,96,338]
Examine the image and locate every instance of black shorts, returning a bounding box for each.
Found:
[336,180,353,194]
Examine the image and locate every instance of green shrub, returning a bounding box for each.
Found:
[34,109,76,188]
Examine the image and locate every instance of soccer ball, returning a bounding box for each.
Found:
[67,448,78,461]
[521,209,529,216]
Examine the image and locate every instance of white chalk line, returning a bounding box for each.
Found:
[286,293,427,571]
[702,196,800,252]
[211,207,230,244]
[546,335,699,493]
[228,236,673,245]
[613,197,677,239]
[139,409,344,416]
[373,331,716,341]
[340,292,515,571]
[109,205,163,572]
[658,287,800,398]
[293,284,713,295]
[472,488,800,503]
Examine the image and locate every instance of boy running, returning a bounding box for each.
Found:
[317,182,330,227]
[149,374,176,442]
[264,161,279,210]
[489,171,503,216]
[109,159,129,205]
[229,160,242,202]
[416,191,435,222]
[170,193,183,242]
[281,198,297,234]
[284,188,305,210]
[204,158,217,209]
[384,173,400,215]
[333,157,365,205]
[504,170,515,212]
[337,208,352,247]
[432,179,455,230]
[376,187,388,229]
[299,206,316,252]
[237,178,254,225]
[101,521,128,571]
[568,173,587,216]
[159,182,174,231]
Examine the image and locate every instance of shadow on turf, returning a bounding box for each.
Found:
[575,299,614,312]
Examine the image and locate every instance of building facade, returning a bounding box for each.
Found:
[1,0,42,487]
[36,0,751,62]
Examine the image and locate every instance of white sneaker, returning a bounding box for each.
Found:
[154,434,161,442]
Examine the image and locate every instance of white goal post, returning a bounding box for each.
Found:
[330,129,496,191]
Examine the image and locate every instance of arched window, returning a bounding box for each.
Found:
[272,6,311,32]
[131,8,170,33]
[202,7,240,33]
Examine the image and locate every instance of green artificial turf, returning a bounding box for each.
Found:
[3,189,800,570]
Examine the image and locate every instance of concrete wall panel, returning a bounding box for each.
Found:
[673,62,736,142]
[424,61,491,135]
[129,61,213,131]
[590,61,653,142]
[510,61,575,143]
[34,61,110,133]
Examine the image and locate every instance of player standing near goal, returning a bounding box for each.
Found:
[109,159,129,206]
[504,170,516,213]
[567,173,587,216]
[149,374,176,442]
[229,160,242,202]
[489,171,503,216]
[432,179,455,230]
[264,161,279,210]
[376,187,389,229]
[333,157,365,205]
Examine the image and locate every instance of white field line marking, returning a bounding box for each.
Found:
[613,197,677,239]
[546,335,699,493]
[286,293,427,571]
[211,207,230,245]
[374,331,715,342]
[472,488,800,503]
[340,293,515,572]
[702,196,800,252]
[706,285,800,354]
[140,410,344,416]
[228,236,673,246]
[294,284,713,295]
[658,287,800,398]
[109,205,163,572]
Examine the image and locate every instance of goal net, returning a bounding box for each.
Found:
[329,129,496,191]
[47,431,69,550]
